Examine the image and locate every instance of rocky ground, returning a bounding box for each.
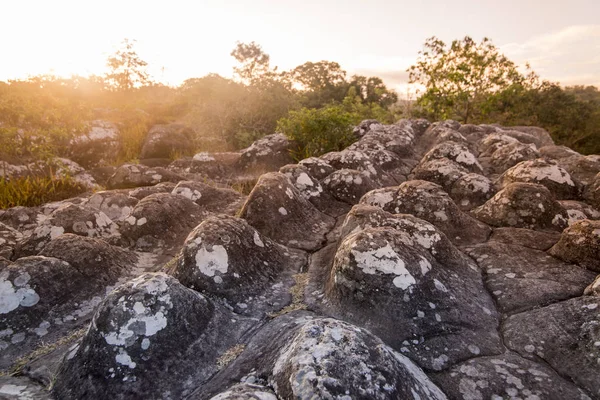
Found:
[1,120,599,399]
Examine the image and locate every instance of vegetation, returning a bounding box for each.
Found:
[0,175,87,208]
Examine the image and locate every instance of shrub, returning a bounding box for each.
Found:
[276,105,359,160]
[0,176,88,209]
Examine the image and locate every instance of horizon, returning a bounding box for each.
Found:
[1,0,599,93]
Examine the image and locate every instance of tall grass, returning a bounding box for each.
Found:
[0,176,87,209]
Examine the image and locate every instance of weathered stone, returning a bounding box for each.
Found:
[560,200,600,225]
[450,173,494,211]
[352,119,383,138]
[320,224,501,371]
[139,123,194,159]
[583,172,600,209]
[467,240,595,313]
[488,227,561,251]
[16,204,119,257]
[432,352,592,400]
[171,181,245,214]
[473,182,569,231]
[503,296,600,398]
[585,275,600,296]
[106,164,183,189]
[321,169,379,205]
[418,124,470,154]
[297,157,335,180]
[498,126,555,148]
[420,141,483,173]
[548,219,600,272]
[120,193,207,253]
[0,222,22,259]
[361,180,491,246]
[208,384,277,400]
[348,123,417,158]
[236,134,295,172]
[172,215,305,312]
[0,376,51,400]
[239,173,335,251]
[83,191,139,222]
[168,155,228,179]
[498,159,580,200]
[53,273,253,400]
[128,182,177,200]
[412,158,469,190]
[321,149,396,186]
[489,141,541,174]
[69,120,121,168]
[539,144,581,160]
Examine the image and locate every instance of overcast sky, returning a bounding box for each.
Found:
[1,0,599,93]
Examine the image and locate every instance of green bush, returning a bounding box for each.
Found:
[0,176,88,209]
[277,105,359,160]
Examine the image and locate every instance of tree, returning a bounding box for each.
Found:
[231,41,272,84]
[347,75,398,108]
[408,36,534,123]
[290,61,348,108]
[105,39,152,91]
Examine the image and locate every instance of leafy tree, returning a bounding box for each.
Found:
[347,75,398,108]
[408,36,534,123]
[231,41,272,84]
[105,39,152,91]
[277,104,359,160]
[290,61,348,108]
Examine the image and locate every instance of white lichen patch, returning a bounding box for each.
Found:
[278,207,288,216]
[195,245,229,277]
[0,270,40,314]
[253,231,265,247]
[351,243,416,290]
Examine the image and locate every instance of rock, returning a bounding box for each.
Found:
[320,221,501,371]
[0,222,23,259]
[106,164,183,189]
[503,296,600,398]
[208,384,277,400]
[548,219,600,272]
[472,183,569,231]
[0,376,51,400]
[418,124,469,154]
[120,193,207,254]
[498,126,555,148]
[489,227,561,251]
[352,119,383,138]
[0,206,41,236]
[412,158,470,191]
[138,158,172,167]
[69,120,121,168]
[562,154,600,185]
[466,240,595,313]
[172,215,305,312]
[236,134,295,172]
[88,165,117,186]
[171,181,244,214]
[128,182,177,200]
[321,150,397,186]
[489,141,541,174]
[348,123,417,158]
[321,169,379,204]
[560,200,600,224]
[139,123,195,159]
[16,203,119,257]
[168,155,228,179]
[52,273,253,400]
[239,173,335,251]
[39,234,138,285]
[539,144,581,160]
[420,141,483,173]
[297,157,335,180]
[432,352,592,400]
[83,191,139,222]
[479,133,520,157]
[583,172,600,209]
[585,275,600,296]
[449,173,494,211]
[498,159,580,200]
[270,318,447,399]
[360,180,492,246]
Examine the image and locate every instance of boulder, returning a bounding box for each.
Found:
[16,203,119,257]
[412,158,469,191]
[498,126,555,148]
[418,124,469,154]
[488,227,560,251]
[472,183,569,231]
[583,172,600,209]
[52,273,253,400]
[128,182,177,200]
[168,154,228,179]
[172,215,305,312]
[321,169,379,205]
[489,141,541,174]
[239,173,335,251]
[321,149,396,186]
[466,240,595,313]
[171,181,245,214]
[539,144,581,160]
[348,123,417,158]
[320,222,501,371]
[0,222,23,259]
[83,191,139,222]
[432,352,592,400]
[548,219,600,272]
[69,120,121,168]
[106,164,184,189]
[419,141,483,173]
[503,296,600,398]
[360,180,492,246]
[235,134,295,172]
[562,154,600,185]
[498,159,580,200]
[449,173,494,211]
[208,384,277,400]
[585,275,600,296]
[297,157,335,180]
[139,123,194,159]
[352,119,383,138]
[120,193,207,253]
[560,200,600,225]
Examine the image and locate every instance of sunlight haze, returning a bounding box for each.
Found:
[2,0,599,92]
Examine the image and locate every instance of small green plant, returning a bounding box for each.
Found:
[0,175,87,209]
[277,104,359,161]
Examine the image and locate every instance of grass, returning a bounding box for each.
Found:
[0,175,88,209]
[216,344,246,370]
[268,273,309,318]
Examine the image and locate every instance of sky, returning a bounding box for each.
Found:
[1,0,599,94]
